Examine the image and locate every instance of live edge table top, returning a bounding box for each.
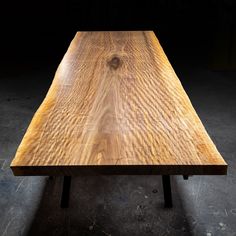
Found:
[11,31,227,176]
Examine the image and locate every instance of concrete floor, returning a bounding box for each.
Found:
[1,57,236,236]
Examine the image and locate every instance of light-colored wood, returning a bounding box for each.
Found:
[11,31,227,176]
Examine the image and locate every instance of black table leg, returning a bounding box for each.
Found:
[61,176,71,208]
[183,175,189,180]
[162,175,173,208]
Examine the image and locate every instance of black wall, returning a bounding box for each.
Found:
[1,0,236,69]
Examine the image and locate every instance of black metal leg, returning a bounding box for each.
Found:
[183,175,189,180]
[162,175,173,208]
[61,176,71,208]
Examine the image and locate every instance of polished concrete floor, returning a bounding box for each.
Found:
[1,56,236,236]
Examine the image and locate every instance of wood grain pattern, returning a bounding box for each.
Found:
[10,31,227,176]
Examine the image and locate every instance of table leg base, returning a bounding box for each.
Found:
[58,175,188,209]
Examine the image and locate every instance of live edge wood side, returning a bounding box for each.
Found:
[10,31,227,176]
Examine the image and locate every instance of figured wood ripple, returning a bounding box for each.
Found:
[11,31,227,175]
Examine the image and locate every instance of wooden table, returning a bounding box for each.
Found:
[10,31,227,208]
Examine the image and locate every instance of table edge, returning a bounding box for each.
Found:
[11,164,227,176]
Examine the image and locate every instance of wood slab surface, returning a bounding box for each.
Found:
[11,31,227,176]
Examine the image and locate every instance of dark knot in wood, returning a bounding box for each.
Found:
[108,56,121,70]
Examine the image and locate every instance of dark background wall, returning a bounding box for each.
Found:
[0,0,236,71]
